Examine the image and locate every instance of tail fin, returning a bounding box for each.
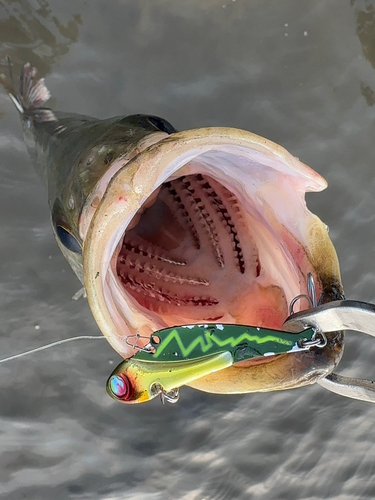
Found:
[0,58,56,121]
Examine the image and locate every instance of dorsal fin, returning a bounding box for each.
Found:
[0,58,56,121]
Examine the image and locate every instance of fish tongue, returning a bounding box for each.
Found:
[116,173,286,326]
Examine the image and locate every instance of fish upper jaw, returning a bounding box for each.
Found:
[79,131,168,242]
[83,127,343,394]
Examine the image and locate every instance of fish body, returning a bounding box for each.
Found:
[1,63,175,282]
[1,62,344,396]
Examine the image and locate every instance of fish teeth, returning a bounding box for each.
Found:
[160,181,201,249]
[119,273,217,307]
[194,174,246,274]
[117,173,263,313]
[145,266,209,286]
[120,274,173,303]
[179,176,225,269]
[123,236,186,266]
[118,252,209,286]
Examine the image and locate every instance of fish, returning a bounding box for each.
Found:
[0,61,345,397]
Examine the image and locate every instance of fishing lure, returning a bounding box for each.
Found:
[107,323,319,404]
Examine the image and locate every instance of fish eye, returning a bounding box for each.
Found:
[147,116,176,135]
[56,225,82,254]
[52,198,82,254]
[108,374,133,401]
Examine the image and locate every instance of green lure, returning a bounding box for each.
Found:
[107,324,316,404]
[135,323,315,362]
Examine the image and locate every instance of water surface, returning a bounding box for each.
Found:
[1,1,375,499]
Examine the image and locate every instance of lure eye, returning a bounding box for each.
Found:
[147,116,176,135]
[56,225,82,254]
[108,374,133,401]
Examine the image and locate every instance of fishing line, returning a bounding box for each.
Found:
[0,335,105,364]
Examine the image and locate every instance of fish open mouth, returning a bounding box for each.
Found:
[83,128,343,392]
[117,172,290,329]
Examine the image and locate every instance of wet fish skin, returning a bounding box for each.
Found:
[1,62,175,282]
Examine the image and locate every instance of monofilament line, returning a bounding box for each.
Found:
[0,335,105,364]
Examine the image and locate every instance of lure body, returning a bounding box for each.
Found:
[108,352,233,404]
[135,323,317,362]
[107,324,317,403]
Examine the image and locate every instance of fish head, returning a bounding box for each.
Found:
[47,114,176,284]
[82,127,345,395]
[3,63,344,394]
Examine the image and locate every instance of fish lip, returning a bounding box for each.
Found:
[83,127,343,392]
[194,329,345,395]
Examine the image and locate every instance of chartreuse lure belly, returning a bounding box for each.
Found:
[107,324,315,404]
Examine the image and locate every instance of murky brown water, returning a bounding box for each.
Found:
[2,1,375,499]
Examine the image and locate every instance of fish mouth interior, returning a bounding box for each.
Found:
[110,147,313,335]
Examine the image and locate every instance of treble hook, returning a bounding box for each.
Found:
[289,272,318,315]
